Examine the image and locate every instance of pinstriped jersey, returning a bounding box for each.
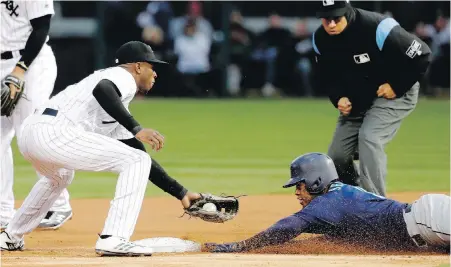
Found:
[1,0,54,51]
[42,67,137,136]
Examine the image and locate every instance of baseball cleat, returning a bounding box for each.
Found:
[0,231,24,251]
[0,222,8,231]
[95,235,153,257]
[38,210,73,230]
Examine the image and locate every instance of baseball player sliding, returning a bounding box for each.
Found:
[205,153,450,253]
[1,0,72,230]
[0,41,240,256]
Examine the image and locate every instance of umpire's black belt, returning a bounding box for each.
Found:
[1,49,25,60]
[42,108,58,117]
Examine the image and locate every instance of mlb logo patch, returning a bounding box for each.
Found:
[323,0,334,6]
[406,40,422,58]
[353,53,371,64]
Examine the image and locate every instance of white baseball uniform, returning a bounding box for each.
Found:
[7,66,151,241]
[0,0,71,226]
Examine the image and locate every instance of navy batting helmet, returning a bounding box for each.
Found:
[282,152,339,194]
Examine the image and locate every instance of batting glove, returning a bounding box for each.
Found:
[204,242,245,253]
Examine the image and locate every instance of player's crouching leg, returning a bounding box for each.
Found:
[95,149,154,256]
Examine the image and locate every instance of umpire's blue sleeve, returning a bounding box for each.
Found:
[376,17,432,97]
[239,214,311,250]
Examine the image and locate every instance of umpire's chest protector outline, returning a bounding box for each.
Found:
[314,9,396,87]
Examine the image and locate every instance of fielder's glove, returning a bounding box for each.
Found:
[1,75,25,117]
[182,193,242,223]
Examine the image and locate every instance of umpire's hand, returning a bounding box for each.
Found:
[338,97,352,116]
[377,83,397,99]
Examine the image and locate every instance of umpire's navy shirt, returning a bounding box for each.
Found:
[313,8,431,115]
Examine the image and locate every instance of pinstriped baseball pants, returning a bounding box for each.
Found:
[6,113,151,242]
[1,44,71,226]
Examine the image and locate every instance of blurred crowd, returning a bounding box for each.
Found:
[414,14,450,97]
[119,1,322,98]
[54,1,450,98]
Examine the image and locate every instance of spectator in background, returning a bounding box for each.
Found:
[250,13,292,97]
[292,19,314,97]
[414,14,450,96]
[136,1,173,59]
[428,15,450,96]
[141,27,167,56]
[414,21,435,47]
[169,1,213,40]
[227,9,254,96]
[174,18,212,97]
[136,1,173,41]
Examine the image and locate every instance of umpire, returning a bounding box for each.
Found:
[312,1,431,196]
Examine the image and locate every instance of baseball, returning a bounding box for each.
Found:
[202,203,217,212]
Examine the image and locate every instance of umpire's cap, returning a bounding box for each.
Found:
[283,152,339,194]
[114,41,168,66]
[316,0,351,18]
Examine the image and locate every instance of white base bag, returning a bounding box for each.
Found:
[134,237,201,253]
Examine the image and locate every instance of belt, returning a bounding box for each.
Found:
[1,49,25,60]
[42,108,58,117]
[405,203,412,213]
[404,203,427,247]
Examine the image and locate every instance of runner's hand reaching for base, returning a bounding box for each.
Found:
[135,128,165,151]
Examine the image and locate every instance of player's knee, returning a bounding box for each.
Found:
[58,169,75,186]
[133,150,152,169]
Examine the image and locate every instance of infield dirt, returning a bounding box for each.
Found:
[1,192,449,267]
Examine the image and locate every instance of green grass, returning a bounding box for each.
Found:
[11,98,450,199]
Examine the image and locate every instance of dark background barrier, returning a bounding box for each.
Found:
[49,1,450,98]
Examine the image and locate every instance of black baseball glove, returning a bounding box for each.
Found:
[183,193,243,223]
[1,75,25,117]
